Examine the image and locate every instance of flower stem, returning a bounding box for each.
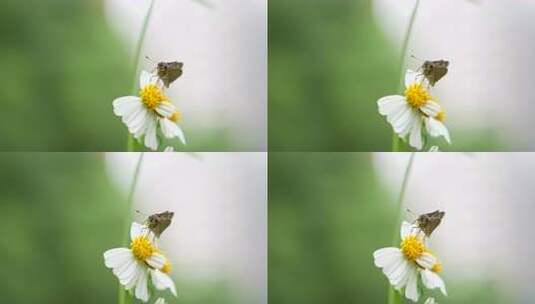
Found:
[126,0,157,152]
[391,0,421,152]
[387,286,403,304]
[386,152,416,304]
[118,153,145,304]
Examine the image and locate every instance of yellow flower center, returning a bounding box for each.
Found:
[140,84,166,109]
[435,110,446,122]
[131,236,156,261]
[161,261,172,274]
[404,83,431,108]
[400,235,425,261]
[169,111,181,123]
[432,262,442,273]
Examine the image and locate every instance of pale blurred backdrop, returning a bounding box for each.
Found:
[269,0,535,151]
[106,152,267,304]
[105,0,267,151]
[0,0,265,151]
[374,153,535,303]
[0,152,266,303]
[373,0,535,150]
[269,152,535,303]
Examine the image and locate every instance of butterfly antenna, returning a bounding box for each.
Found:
[145,56,156,64]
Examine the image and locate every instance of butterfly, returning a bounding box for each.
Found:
[420,60,449,87]
[146,57,184,88]
[147,211,174,237]
[415,210,445,237]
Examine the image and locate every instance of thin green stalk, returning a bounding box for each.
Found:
[391,0,421,152]
[387,152,416,304]
[118,153,145,304]
[127,0,157,152]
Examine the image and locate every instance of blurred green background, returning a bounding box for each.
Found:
[0,153,240,303]
[268,0,503,151]
[269,152,509,303]
[0,0,236,151]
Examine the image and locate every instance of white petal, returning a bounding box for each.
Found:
[151,269,178,296]
[405,69,429,87]
[421,269,447,296]
[125,262,143,290]
[154,298,166,304]
[140,70,155,88]
[155,103,177,118]
[388,258,410,288]
[400,221,416,239]
[424,297,437,304]
[130,222,147,240]
[104,248,132,269]
[115,258,138,286]
[419,100,442,117]
[425,117,451,144]
[416,252,437,269]
[389,103,413,133]
[393,262,413,290]
[378,95,406,117]
[408,117,423,150]
[398,108,418,138]
[373,247,402,268]
[404,267,419,302]
[146,253,167,269]
[144,115,159,151]
[113,96,143,117]
[164,146,175,152]
[126,108,149,139]
[135,268,150,302]
[159,119,187,145]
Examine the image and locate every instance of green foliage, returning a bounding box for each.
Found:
[0,153,239,303]
[268,153,511,303]
[269,0,398,151]
[0,0,130,150]
[268,0,504,151]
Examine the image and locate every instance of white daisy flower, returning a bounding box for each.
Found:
[113,71,187,151]
[103,222,177,302]
[377,70,451,150]
[373,221,447,302]
[154,298,166,304]
[424,297,437,304]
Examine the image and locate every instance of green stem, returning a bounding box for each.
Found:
[391,0,421,152]
[118,153,145,304]
[388,285,403,304]
[391,152,416,245]
[386,152,416,304]
[127,0,157,152]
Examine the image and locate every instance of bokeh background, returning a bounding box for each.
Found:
[269,152,535,303]
[0,0,266,151]
[269,0,535,151]
[0,152,267,303]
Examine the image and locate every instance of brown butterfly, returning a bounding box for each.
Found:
[415,210,445,237]
[147,211,174,237]
[420,60,449,87]
[146,57,184,88]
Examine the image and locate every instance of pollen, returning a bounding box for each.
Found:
[400,235,425,261]
[140,84,166,109]
[432,262,442,273]
[404,83,431,108]
[161,261,172,274]
[131,236,156,261]
[435,111,446,122]
[169,111,181,123]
